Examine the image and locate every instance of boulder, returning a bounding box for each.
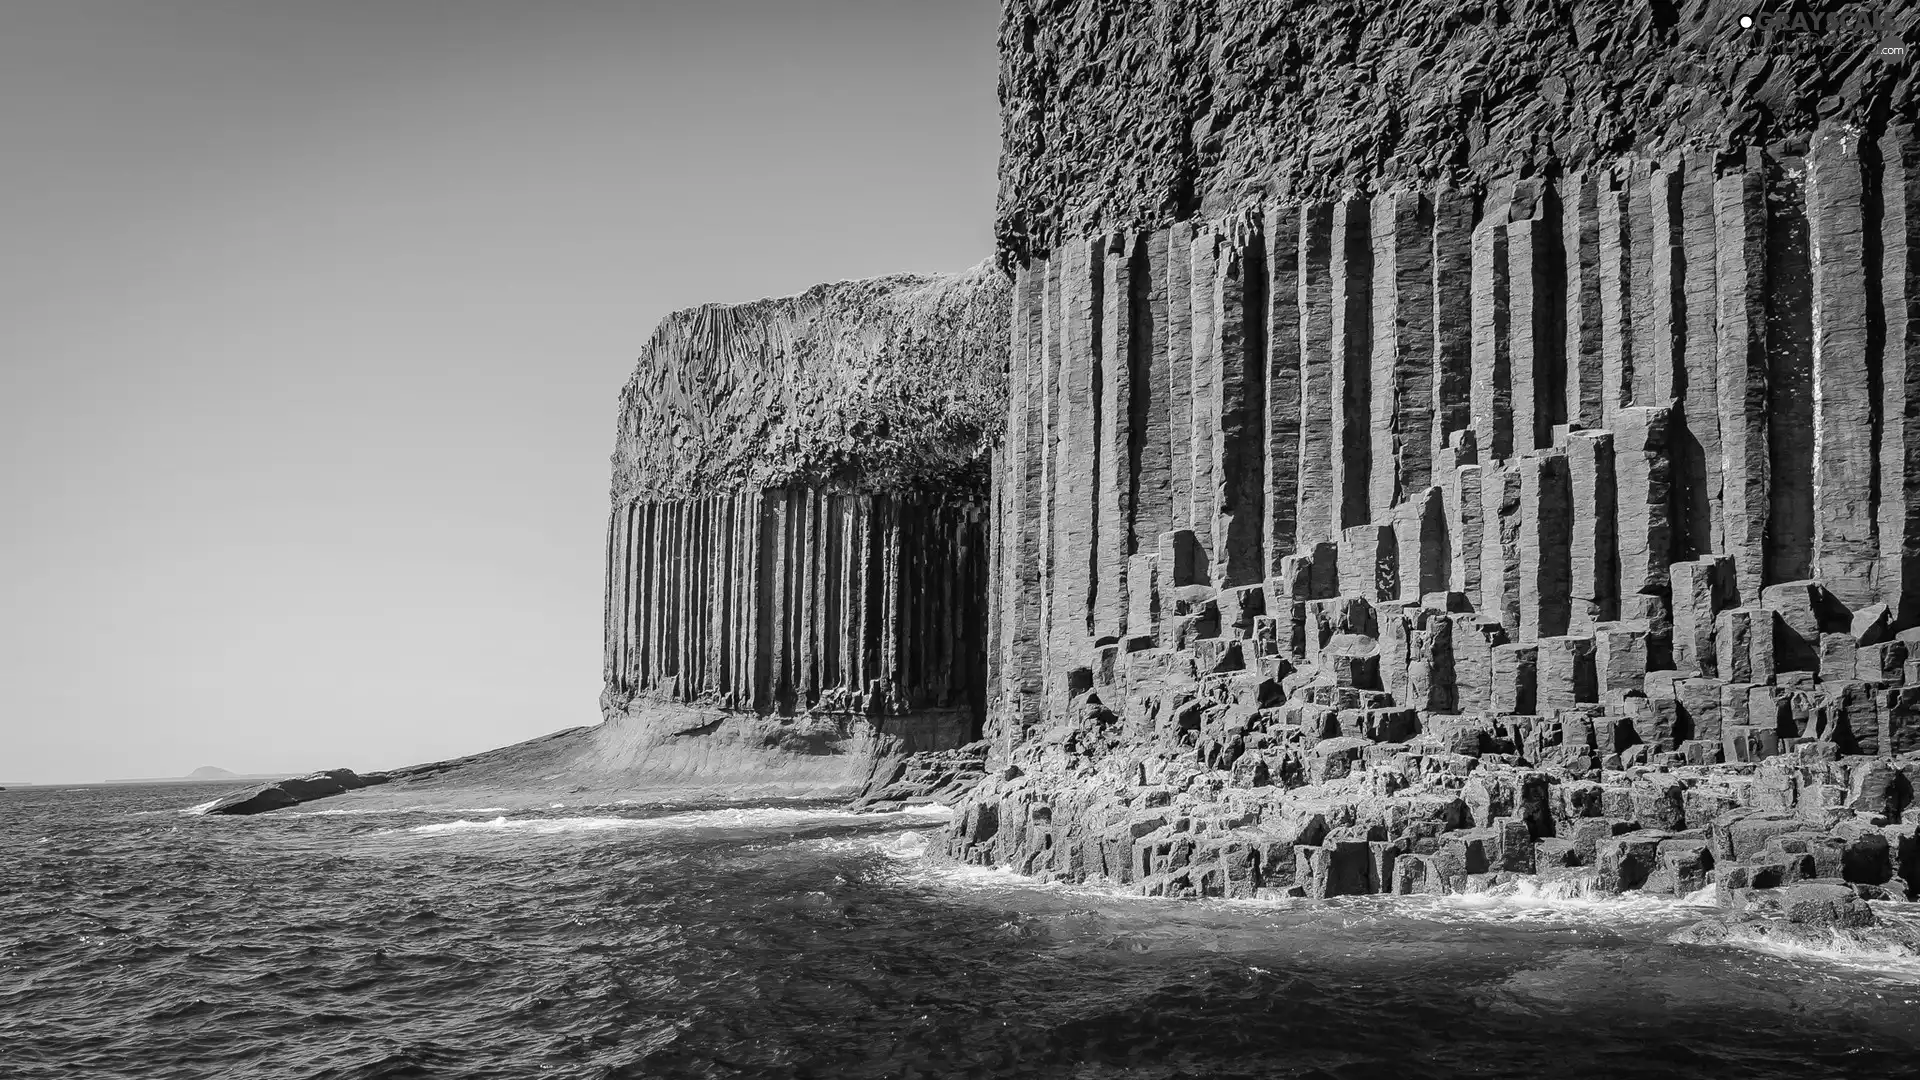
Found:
[1778,882,1877,928]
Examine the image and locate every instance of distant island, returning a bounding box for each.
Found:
[101,767,286,786]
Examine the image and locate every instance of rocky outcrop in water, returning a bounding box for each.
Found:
[944,1,1920,913]
[1675,879,1920,958]
[203,769,386,815]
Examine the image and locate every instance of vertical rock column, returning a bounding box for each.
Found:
[1470,199,1513,462]
[1565,171,1607,433]
[1444,433,1483,599]
[1715,163,1771,603]
[1037,254,1063,696]
[1766,147,1816,587]
[1518,450,1573,641]
[1806,124,1878,608]
[1432,188,1476,472]
[1566,430,1617,631]
[1297,205,1339,549]
[1507,180,1561,455]
[1135,231,1175,546]
[1676,150,1724,561]
[1189,231,1219,551]
[705,496,724,701]
[603,504,624,694]
[758,490,779,708]
[1166,226,1195,539]
[1614,406,1672,607]
[738,489,763,709]
[1213,224,1267,587]
[1331,200,1374,531]
[1598,166,1641,423]
[1264,204,1303,581]
[1097,232,1136,642]
[1882,125,1920,625]
[1644,160,1685,407]
[1000,262,1046,726]
[1051,238,1103,691]
[1370,190,1436,515]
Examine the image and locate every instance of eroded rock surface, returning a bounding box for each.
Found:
[995,0,1917,261]
[851,741,991,811]
[204,769,386,815]
[611,266,1009,501]
[949,0,1920,918]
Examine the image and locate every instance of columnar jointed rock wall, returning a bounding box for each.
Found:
[603,489,989,737]
[989,129,1920,737]
[954,2,1920,910]
[602,270,1009,774]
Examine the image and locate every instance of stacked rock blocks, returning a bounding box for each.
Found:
[962,132,1920,905]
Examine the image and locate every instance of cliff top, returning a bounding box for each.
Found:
[611,263,1010,503]
[997,0,1918,260]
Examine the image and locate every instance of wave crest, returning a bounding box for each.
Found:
[400,803,953,837]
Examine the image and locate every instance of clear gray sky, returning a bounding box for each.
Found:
[0,0,1000,783]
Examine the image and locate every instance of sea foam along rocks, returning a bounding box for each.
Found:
[1672,879,1920,959]
[944,661,1920,906]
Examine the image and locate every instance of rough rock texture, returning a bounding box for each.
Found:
[612,266,1009,501]
[203,769,386,815]
[995,0,1918,262]
[947,0,1920,910]
[599,269,1012,793]
[208,703,957,814]
[850,741,992,811]
[1674,880,1920,957]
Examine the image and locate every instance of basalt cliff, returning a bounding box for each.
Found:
[929,0,1920,925]
[597,268,1009,795]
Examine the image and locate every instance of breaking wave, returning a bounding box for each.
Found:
[400,803,953,837]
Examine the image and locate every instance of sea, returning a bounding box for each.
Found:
[5,782,1920,1080]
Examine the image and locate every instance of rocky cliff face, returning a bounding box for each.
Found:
[613,266,1009,501]
[602,269,1009,794]
[995,0,1916,262]
[950,0,1920,915]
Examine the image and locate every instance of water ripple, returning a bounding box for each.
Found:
[3,783,1917,1079]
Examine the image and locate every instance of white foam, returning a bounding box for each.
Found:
[905,861,1730,925]
[798,826,944,860]
[1419,877,1720,919]
[1697,922,1920,981]
[398,803,953,837]
[409,815,632,835]
[292,805,511,817]
[908,858,1179,903]
[181,800,221,816]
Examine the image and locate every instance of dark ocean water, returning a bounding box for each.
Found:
[5,783,1920,1080]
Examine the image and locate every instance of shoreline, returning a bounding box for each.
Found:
[194,703,955,815]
